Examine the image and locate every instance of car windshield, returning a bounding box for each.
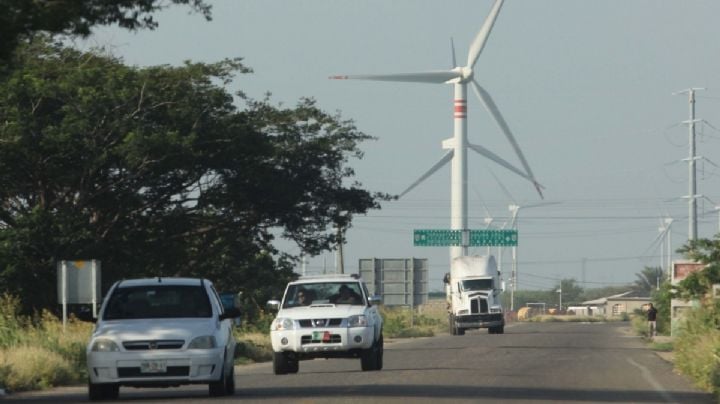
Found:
[283,282,365,308]
[103,285,212,320]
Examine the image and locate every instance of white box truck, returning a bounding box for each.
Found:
[443,255,505,335]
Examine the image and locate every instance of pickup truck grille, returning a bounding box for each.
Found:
[301,334,342,344]
[298,318,343,328]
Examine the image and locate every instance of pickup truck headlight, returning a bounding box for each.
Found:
[188,335,217,349]
[91,338,120,352]
[347,315,368,327]
[271,318,295,331]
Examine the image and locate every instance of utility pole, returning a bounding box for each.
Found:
[336,224,345,274]
[674,88,705,241]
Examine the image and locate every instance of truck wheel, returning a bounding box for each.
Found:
[361,337,382,371]
[273,351,289,375]
[287,356,299,374]
[376,336,384,370]
[457,327,465,336]
[497,326,504,334]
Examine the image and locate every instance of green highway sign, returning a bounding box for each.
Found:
[469,229,517,246]
[414,229,517,247]
[413,229,462,246]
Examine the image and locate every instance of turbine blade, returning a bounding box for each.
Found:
[642,229,667,257]
[330,70,460,84]
[468,143,544,191]
[466,0,505,69]
[450,37,457,68]
[488,168,516,204]
[398,150,454,198]
[471,80,544,199]
[521,201,561,210]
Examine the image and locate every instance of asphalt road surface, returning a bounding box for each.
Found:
[8,321,715,403]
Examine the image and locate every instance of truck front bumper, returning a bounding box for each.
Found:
[456,313,504,329]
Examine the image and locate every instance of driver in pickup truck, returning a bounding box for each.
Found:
[330,284,361,305]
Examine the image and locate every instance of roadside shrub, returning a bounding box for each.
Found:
[380,306,443,338]
[0,294,27,348]
[233,331,273,364]
[239,310,274,335]
[0,345,77,391]
[673,305,720,396]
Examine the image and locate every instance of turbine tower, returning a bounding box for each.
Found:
[331,0,543,262]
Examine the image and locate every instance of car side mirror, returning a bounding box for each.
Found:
[219,307,241,321]
[368,295,382,306]
[266,300,281,311]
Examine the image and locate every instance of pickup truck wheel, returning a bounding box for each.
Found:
[361,337,381,371]
[273,351,289,375]
[376,336,384,370]
[287,356,299,374]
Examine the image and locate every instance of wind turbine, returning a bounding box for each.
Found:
[331,0,544,262]
[488,170,558,310]
[643,215,674,286]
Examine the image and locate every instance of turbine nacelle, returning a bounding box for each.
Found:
[445,66,472,84]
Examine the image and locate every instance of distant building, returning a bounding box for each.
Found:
[579,291,651,317]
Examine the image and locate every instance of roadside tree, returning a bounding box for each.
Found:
[0,38,386,312]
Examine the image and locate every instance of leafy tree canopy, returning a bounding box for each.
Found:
[675,235,720,300]
[0,0,211,64]
[0,37,387,313]
[630,266,666,296]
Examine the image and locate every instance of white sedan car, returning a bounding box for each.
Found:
[86,277,239,400]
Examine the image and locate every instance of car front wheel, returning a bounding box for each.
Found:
[209,355,234,396]
[88,380,119,401]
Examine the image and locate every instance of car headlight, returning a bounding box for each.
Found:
[271,318,295,331]
[188,335,217,349]
[347,315,368,328]
[91,338,120,352]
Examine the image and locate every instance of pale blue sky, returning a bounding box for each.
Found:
[78,0,720,291]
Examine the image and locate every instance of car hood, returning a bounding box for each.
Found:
[278,304,367,320]
[93,318,217,341]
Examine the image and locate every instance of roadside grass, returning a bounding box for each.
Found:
[671,307,720,397]
[234,331,273,364]
[380,304,446,338]
[0,294,93,392]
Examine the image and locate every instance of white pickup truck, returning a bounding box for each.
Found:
[267,274,383,374]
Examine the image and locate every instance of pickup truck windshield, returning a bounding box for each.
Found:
[283,282,365,308]
[461,279,493,291]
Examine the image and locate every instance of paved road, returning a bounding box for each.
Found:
[7,321,715,403]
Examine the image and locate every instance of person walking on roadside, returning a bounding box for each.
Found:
[647,303,658,338]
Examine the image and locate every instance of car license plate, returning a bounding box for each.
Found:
[140,360,167,373]
[312,331,331,342]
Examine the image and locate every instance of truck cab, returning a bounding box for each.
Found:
[444,255,505,335]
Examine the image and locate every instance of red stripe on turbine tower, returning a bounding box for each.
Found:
[454,99,467,118]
